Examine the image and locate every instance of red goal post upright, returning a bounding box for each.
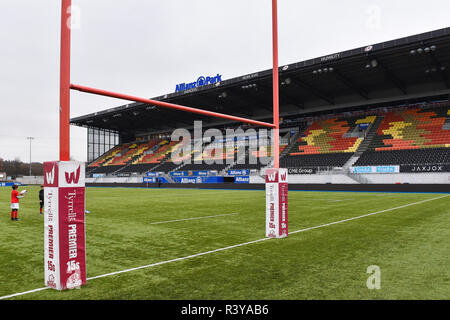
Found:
[265,0,288,239]
[44,0,287,292]
[43,0,87,291]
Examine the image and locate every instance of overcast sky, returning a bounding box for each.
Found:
[0,0,449,164]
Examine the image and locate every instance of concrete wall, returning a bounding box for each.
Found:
[10,172,438,185]
[86,182,450,193]
[287,174,358,184]
[86,176,143,184]
[85,173,450,185]
[16,176,44,185]
[251,172,450,184]
[317,172,450,184]
[359,172,450,184]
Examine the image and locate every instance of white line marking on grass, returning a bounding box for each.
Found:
[299,198,353,202]
[150,213,239,225]
[289,194,450,235]
[144,191,244,199]
[1,194,447,300]
[0,287,49,300]
[86,237,270,282]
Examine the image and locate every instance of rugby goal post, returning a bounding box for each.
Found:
[44,0,288,291]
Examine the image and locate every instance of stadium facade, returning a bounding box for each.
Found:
[70,27,450,191]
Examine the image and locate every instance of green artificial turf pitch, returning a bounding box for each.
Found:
[0,186,449,300]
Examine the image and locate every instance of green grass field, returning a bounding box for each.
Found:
[0,185,449,300]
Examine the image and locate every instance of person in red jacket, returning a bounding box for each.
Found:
[11,184,26,221]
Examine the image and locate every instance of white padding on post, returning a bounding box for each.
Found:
[265,168,288,238]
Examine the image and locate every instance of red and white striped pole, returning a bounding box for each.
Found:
[266,0,288,239]
[44,0,87,290]
[272,0,280,170]
[60,0,71,162]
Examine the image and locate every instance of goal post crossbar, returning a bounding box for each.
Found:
[47,0,285,291]
[60,0,280,169]
[70,83,277,129]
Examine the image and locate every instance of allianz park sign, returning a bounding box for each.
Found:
[175,74,222,93]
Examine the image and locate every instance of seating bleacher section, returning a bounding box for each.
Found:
[293,117,365,154]
[88,143,131,171]
[231,145,286,170]
[280,115,374,168]
[87,139,174,174]
[371,107,450,150]
[354,148,450,166]
[354,105,450,166]
[86,101,450,175]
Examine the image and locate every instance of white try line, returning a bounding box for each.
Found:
[290,194,449,235]
[150,213,239,225]
[1,194,448,300]
[299,198,353,202]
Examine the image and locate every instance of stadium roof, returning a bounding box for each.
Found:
[71,27,450,135]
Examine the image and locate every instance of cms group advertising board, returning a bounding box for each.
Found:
[44,161,86,290]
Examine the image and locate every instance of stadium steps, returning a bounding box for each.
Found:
[443,117,450,130]
[160,172,175,183]
[223,131,298,175]
[166,143,207,173]
[141,141,186,174]
[131,141,163,164]
[340,117,385,184]
[258,130,301,172]
[168,161,188,172]
[342,156,360,171]
[280,131,302,159]
[344,169,372,184]
[221,147,248,174]
[113,142,163,174]
[342,115,385,170]
[109,165,130,175]
[148,159,172,172]
[354,115,385,156]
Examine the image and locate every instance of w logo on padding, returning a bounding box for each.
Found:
[46,165,56,184]
[280,171,287,182]
[65,166,81,184]
[267,172,277,182]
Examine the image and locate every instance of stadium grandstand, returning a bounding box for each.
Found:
[71,27,450,189]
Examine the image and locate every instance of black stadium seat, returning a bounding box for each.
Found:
[354,148,450,166]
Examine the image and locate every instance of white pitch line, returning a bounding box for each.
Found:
[290,194,450,235]
[299,198,353,201]
[0,287,49,300]
[1,194,447,300]
[150,213,239,224]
